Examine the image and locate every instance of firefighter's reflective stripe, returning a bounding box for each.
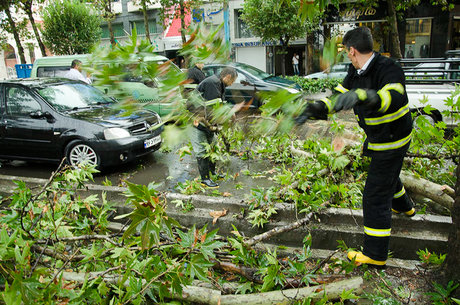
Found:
[335,84,349,93]
[393,186,406,199]
[377,83,405,113]
[364,105,410,126]
[364,226,391,237]
[394,186,405,199]
[321,97,332,113]
[355,114,360,122]
[368,132,412,151]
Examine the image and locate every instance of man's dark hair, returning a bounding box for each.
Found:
[71,59,82,68]
[219,67,237,80]
[343,27,373,54]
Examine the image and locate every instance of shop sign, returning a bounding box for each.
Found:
[232,41,274,48]
[325,2,387,23]
[340,7,377,21]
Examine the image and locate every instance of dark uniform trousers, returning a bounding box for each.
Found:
[363,143,413,261]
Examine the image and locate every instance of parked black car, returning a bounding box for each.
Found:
[0,79,162,170]
[202,62,301,108]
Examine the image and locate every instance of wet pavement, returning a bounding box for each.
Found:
[0,145,277,200]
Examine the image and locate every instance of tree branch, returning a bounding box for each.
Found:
[245,213,314,247]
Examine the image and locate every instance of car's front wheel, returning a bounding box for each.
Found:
[65,140,100,169]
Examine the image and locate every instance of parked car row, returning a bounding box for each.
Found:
[2,54,303,171]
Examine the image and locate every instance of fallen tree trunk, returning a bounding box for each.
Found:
[178,276,363,305]
[60,271,362,305]
[400,171,454,210]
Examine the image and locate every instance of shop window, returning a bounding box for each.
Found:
[101,23,126,38]
[235,10,254,39]
[130,19,159,35]
[405,18,432,58]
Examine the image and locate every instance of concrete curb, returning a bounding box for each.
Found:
[0,174,451,263]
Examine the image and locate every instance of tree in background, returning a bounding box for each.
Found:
[17,0,47,57]
[41,0,101,55]
[347,0,454,58]
[92,0,116,47]
[131,0,155,44]
[0,0,29,64]
[241,0,311,76]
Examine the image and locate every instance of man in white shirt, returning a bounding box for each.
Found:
[64,59,92,84]
[292,53,300,75]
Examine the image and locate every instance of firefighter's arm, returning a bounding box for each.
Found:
[332,82,405,113]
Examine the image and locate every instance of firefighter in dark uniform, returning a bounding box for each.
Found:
[296,27,415,267]
[191,67,238,188]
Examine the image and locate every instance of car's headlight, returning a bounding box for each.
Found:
[287,87,300,94]
[104,128,131,140]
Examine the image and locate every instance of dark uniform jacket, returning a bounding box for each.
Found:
[325,53,412,156]
[194,75,226,133]
[187,66,206,84]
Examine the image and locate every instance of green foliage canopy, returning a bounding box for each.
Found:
[241,0,314,46]
[41,0,101,55]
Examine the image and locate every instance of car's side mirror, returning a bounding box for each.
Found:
[30,110,53,120]
[241,80,252,86]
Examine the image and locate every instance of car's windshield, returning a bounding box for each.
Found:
[235,63,271,80]
[331,63,349,72]
[37,83,114,111]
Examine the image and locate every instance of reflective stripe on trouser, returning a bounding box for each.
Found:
[391,180,414,213]
[190,126,215,158]
[362,145,409,261]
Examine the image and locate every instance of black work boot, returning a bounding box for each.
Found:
[209,161,225,179]
[197,158,218,188]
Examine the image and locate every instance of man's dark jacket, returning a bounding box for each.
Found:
[193,75,226,133]
[341,52,412,156]
[187,66,206,84]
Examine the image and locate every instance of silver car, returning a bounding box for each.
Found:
[305,62,351,79]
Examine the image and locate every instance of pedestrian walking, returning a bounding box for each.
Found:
[64,59,92,84]
[292,53,300,75]
[191,67,238,188]
[295,27,415,267]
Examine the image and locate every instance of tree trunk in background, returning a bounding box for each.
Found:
[141,0,151,44]
[179,0,187,44]
[306,33,315,75]
[5,9,26,64]
[386,0,402,58]
[108,20,115,46]
[443,159,460,297]
[25,8,47,57]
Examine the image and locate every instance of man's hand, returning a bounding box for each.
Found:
[334,90,360,111]
[334,89,381,112]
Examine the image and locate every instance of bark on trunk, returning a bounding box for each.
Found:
[141,0,151,43]
[443,159,460,292]
[386,0,402,58]
[5,9,26,64]
[108,19,116,47]
[306,33,315,75]
[26,9,47,57]
[177,277,363,305]
[400,172,454,210]
[179,0,187,45]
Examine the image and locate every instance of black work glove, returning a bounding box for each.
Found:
[295,101,328,125]
[334,90,360,111]
[334,89,381,112]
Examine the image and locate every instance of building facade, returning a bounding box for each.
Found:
[1,0,459,79]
